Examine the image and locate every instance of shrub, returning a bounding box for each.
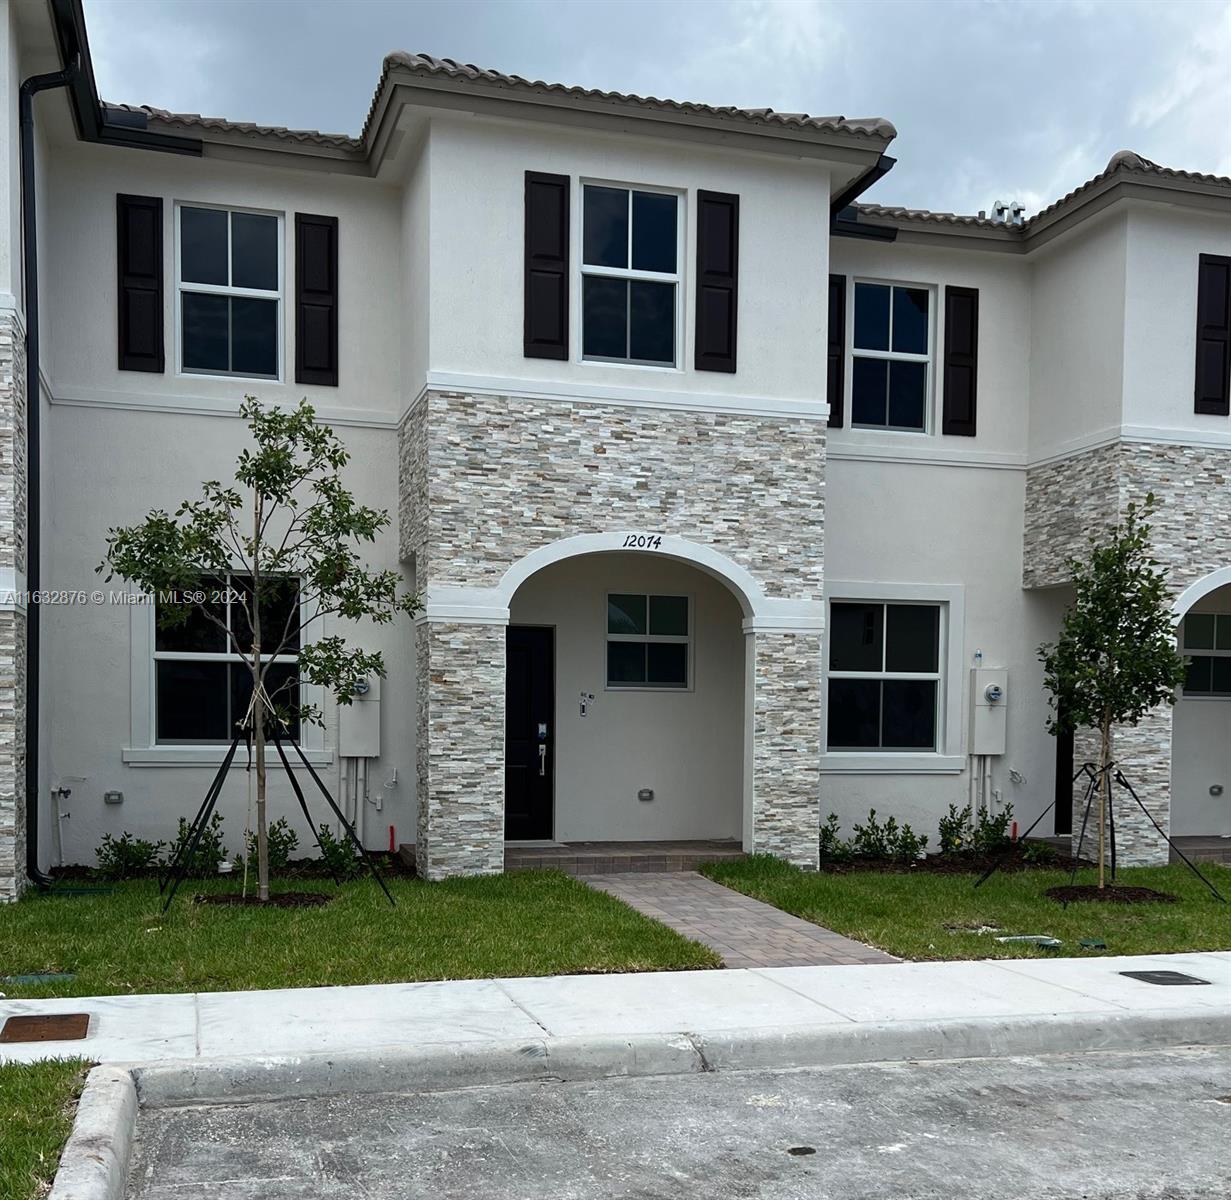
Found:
[851,809,928,863]
[243,817,299,874]
[163,811,228,878]
[316,823,362,881]
[95,831,164,880]
[938,803,974,854]
[818,812,852,864]
[1021,839,1059,866]
[973,802,1014,855]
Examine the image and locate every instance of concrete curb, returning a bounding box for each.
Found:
[47,1065,137,1200]
[129,1007,1231,1108]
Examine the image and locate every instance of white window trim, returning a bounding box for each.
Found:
[174,201,285,385]
[1179,612,1231,699]
[604,591,694,693]
[821,581,965,774]
[846,277,936,436]
[124,579,329,767]
[575,179,686,373]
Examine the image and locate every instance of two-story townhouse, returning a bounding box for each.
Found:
[1,0,1228,899]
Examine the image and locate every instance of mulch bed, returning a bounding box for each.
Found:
[193,891,334,909]
[1045,884,1178,905]
[821,848,1092,876]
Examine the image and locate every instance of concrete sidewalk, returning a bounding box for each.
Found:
[2,951,1228,1068]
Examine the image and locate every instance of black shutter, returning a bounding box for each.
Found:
[524,172,569,360]
[116,194,164,373]
[942,286,979,437]
[1195,254,1231,416]
[295,213,339,386]
[827,274,846,428]
[694,190,739,373]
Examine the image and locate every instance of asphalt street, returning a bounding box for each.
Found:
[127,1046,1231,1199]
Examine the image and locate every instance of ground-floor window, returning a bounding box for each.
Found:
[606,593,690,689]
[1180,612,1231,695]
[154,574,301,743]
[826,600,942,751]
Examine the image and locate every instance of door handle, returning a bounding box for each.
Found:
[538,744,547,777]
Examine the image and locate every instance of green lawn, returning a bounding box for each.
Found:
[0,872,718,999]
[0,1060,87,1200]
[702,856,1231,961]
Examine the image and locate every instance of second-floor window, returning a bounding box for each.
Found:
[851,282,931,432]
[178,205,281,380]
[582,185,679,367]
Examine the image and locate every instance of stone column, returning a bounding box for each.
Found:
[0,311,27,902]
[1070,716,1170,867]
[414,619,506,880]
[748,630,822,869]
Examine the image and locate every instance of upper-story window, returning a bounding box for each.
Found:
[178,205,281,380]
[851,282,932,432]
[581,185,680,367]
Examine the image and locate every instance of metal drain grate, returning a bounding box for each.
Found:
[1119,970,1211,986]
[0,1013,90,1042]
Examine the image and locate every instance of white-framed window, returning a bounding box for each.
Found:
[849,280,933,432]
[152,574,301,744]
[1181,612,1231,696]
[827,600,943,751]
[606,593,690,689]
[581,184,681,367]
[176,203,282,380]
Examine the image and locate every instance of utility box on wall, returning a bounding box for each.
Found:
[970,668,1007,756]
[338,675,381,758]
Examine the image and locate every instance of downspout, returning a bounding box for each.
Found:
[20,58,81,888]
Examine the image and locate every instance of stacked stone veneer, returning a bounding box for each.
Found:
[1025,440,1231,864]
[401,389,826,879]
[0,311,27,902]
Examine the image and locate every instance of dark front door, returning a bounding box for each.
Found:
[505,626,554,840]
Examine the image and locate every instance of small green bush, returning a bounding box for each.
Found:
[938,803,974,854]
[851,808,927,863]
[973,802,1014,855]
[163,812,228,878]
[316,823,362,881]
[818,812,853,864]
[1021,839,1059,865]
[243,817,299,874]
[95,831,164,880]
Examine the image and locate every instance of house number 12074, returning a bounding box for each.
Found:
[621,534,662,550]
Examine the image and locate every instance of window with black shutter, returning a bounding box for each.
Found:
[1195,254,1231,416]
[117,194,165,373]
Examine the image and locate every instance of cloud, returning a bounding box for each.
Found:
[83,0,1230,215]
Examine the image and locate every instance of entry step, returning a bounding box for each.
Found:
[398,839,746,876]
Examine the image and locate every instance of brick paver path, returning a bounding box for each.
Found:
[588,871,898,968]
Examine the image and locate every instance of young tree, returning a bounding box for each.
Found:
[100,399,419,901]
[1038,495,1186,887]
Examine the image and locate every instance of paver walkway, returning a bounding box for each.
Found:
[587,871,898,967]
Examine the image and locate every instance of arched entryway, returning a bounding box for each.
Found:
[1171,570,1231,838]
[413,532,825,879]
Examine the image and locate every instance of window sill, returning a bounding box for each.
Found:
[122,746,333,768]
[820,753,965,775]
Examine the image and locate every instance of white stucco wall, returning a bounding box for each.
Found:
[828,238,1031,465]
[823,456,1064,840]
[43,140,403,425]
[508,552,744,842]
[42,405,415,865]
[1027,213,1127,463]
[1122,206,1231,441]
[422,115,832,415]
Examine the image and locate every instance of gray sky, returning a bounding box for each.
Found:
[83,0,1230,217]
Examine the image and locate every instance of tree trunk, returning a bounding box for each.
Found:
[1098,714,1112,890]
[253,490,269,902]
